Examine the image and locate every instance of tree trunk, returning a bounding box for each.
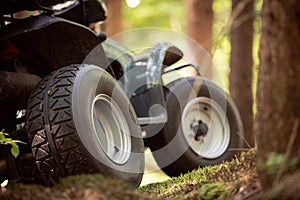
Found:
[185,0,213,78]
[256,0,300,192]
[104,0,123,37]
[229,0,254,148]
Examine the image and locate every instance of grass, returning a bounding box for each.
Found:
[139,149,259,200]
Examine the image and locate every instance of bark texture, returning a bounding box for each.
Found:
[185,0,213,78]
[229,0,254,147]
[104,0,123,37]
[256,0,300,190]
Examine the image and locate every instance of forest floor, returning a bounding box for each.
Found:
[140,149,262,200]
[0,149,263,200]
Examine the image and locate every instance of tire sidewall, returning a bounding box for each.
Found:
[155,77,243,173]
[72,65,144,183]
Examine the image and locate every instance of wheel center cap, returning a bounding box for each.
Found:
[190,120,209,141]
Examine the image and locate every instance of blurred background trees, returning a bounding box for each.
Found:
[104,0,123,36]
[229,0,254,147]
[185,0,213,78]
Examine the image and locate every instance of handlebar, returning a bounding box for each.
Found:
[0,0,65,15]
[1,0,106,28]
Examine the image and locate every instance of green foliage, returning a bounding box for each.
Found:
[264,152,285,175]
[198,183,229,200]
[212,0,263,91]
[121,0,186,49]
[0,130,25,158]
[212,0,232,90]
[263,152,299,176]
[122,0,185,31]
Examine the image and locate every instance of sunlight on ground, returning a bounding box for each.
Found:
[140,148,170,186]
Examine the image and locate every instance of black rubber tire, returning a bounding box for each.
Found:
[26,64,144,186]
[147,77,244,177]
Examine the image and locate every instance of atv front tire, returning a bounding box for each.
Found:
[26,64,144,186]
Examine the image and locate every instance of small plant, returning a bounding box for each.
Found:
[0,130,25,187]
[0,130,25,158]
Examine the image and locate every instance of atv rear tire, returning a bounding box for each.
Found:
[147,77,244,177]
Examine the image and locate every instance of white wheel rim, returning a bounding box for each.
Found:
[181,97,230,159]
[91,94,131,165]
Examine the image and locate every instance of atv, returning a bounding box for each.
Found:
[0,0,244,186]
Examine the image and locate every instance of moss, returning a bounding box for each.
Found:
[198,183,230,200]
[140,149,258,199]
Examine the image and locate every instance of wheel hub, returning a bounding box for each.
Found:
[91,94,131,165]
[190,120,209,141]
[181,97,230,159]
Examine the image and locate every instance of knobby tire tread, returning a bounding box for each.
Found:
[26,66,96,185]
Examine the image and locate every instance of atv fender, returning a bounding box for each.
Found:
[0,15,108,75]
[128,42,183,125]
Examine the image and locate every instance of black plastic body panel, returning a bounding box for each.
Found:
[0,15,108,76]
[130,86,165,118]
